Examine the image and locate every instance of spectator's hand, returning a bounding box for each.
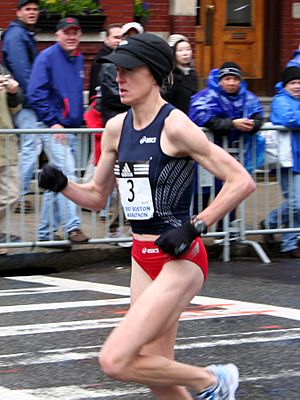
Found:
[5,78,19,94]
[154,222,199,256]
[232,118,255,132]
[38,164,68,192]
[0,74,18,93]
[51,124,68,145]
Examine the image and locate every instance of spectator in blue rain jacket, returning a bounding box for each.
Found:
[189,62,264,226]
[262,66,300,258]
[189,62,263,149]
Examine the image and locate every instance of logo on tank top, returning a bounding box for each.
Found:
[140,136,157,144]
[120,163,133,178]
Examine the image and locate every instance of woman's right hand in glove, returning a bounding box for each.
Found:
[38,164,68,192]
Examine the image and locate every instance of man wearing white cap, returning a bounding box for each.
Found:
[121,21,144,37]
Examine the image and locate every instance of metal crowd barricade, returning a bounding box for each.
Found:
[0,126,299,262]
[196,126,300,263]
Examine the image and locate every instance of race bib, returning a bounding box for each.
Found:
[114,160,154,220]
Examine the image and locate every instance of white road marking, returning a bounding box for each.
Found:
[5,275,131,295]
[3,275,300,321]
[0,385,149,399]
[0,318,122,337]
[0,287,85,297]
[0,298,130,314]
[1,314,300,339]
[1,276,299,398]
[240,370,300,382]
[1,370,300,399]
[0,350,99,366]
[0,387,39,399]
[1,329,299,366]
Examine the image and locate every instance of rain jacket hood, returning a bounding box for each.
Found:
[270,82,300,172]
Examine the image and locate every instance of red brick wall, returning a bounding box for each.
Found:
[3,1,300,74]
[99,0,133,25]
[145,0,170,32]
[170,15,196,47]
[0,1,173,90]
[0,1,17,29]
[280,0,300,68]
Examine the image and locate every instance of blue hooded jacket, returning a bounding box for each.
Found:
[189,68,264,147]
[270,82,300,173]
[27,43,84,128]
[286,50,300,68]
[1,20,38,92]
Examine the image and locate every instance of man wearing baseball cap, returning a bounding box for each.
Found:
[121,21,144,37]
[24,17,89,244]
[55,17,81,32]
[1,1,40,214]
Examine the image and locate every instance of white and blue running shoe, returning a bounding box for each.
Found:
[197,364,239,399]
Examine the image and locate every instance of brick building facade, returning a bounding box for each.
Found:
[0,1,300,95]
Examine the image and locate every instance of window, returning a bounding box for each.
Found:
[227,1,251,26]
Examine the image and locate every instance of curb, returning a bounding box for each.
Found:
[0,241,282,276]
[0,245,131,275]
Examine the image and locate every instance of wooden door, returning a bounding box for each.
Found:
[195,0,264,79]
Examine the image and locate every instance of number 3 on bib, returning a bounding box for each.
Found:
[115,161,154,220]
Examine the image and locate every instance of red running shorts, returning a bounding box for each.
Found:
[132,237,208,280]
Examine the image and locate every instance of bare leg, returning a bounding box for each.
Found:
[142,324,193,399]
[100,259,216,397]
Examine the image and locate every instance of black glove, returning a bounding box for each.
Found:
[154,222,199,256]
[38,164,68,192]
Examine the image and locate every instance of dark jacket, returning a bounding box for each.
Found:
[27,43,84,128]
[1,19,38,92]
[100,63,129,124]
[163,67,198,114]
[88,43,113,101]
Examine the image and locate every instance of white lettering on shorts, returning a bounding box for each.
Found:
[142,247,160,254]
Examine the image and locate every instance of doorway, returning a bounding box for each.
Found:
[195,1,264,80]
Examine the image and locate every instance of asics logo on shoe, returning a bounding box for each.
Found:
[142,247,160,254]
[140,136,157,144]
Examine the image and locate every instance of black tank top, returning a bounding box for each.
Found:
[114,103,194,234]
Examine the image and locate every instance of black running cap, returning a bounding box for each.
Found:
[97,32,173,85]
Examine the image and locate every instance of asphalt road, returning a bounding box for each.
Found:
[0,257,299,399]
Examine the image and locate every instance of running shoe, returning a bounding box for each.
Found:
[197,363,239,399]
